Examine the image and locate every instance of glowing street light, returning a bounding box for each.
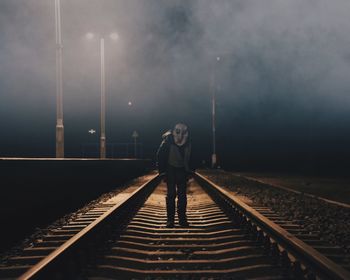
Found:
[109,33,119,41]
[86,32,119,159]
[85,32,94,40]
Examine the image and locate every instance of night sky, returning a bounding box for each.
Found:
[1,0,350,172]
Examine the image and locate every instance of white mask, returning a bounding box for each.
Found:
[172,123,189,146]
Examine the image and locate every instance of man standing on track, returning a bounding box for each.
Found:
[157,123,192,228]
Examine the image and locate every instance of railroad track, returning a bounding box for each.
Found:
[1,172,350,279]
[201,170,350,273]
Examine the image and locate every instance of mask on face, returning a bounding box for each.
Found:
[172,123,189,146]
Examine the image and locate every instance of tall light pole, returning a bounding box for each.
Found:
[211,56,220,168]
[55,0,64,158]
[86,32,119,159]
[100,38,106,158]
[211,75,216,168]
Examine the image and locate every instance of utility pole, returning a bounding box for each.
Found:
[86,32,119,159]
[132,130,139,158]
[211,56,220,168]
[211,73,217,168]
[55,0,64,158]
[100,38,106,159]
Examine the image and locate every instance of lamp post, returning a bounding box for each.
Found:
[211,56,220,168]
[86,32,119,159]
[55,0,64,158]
[100,37,106,158]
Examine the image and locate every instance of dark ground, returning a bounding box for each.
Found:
[231,172,350,205]
[0,158,152,252]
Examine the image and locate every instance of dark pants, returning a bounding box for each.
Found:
[166,166,187,223]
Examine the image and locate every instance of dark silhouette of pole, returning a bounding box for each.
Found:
[100,38,106,158]
[86,32,118,159]
[211,56,220,168]
[132,131,139,158]
[55,0,64,158]
[211,73,217,168]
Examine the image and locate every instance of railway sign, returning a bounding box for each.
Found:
[132,131,139,158]
[132,131,139,138]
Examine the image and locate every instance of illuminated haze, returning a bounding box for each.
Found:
[1,0,350,172]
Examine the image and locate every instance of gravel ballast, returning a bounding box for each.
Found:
[200,169,350,258]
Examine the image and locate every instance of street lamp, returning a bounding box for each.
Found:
[211,56,220,168]
[55,0,64,158]
[86,32,119,159]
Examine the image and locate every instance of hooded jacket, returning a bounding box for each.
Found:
[156,130,192,174]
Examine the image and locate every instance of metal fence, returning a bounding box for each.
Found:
[81,143,144,158]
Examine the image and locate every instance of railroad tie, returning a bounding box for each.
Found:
[87,181,285,279]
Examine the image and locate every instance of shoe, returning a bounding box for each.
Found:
[166,221,174,228]
[179,220,189,227]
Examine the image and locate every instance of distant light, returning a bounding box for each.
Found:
[128,101,132,106]
[216,56,221,61]
[86,32,95,40]
[110,32,119,41]
[88,129,96,134]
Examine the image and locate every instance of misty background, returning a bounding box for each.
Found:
[1,0,350,172]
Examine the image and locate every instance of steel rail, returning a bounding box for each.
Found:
[18,174,160,280]
[238,174,350,209]
[195,172,350,280]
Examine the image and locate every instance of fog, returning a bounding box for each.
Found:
[1,0,350,171]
